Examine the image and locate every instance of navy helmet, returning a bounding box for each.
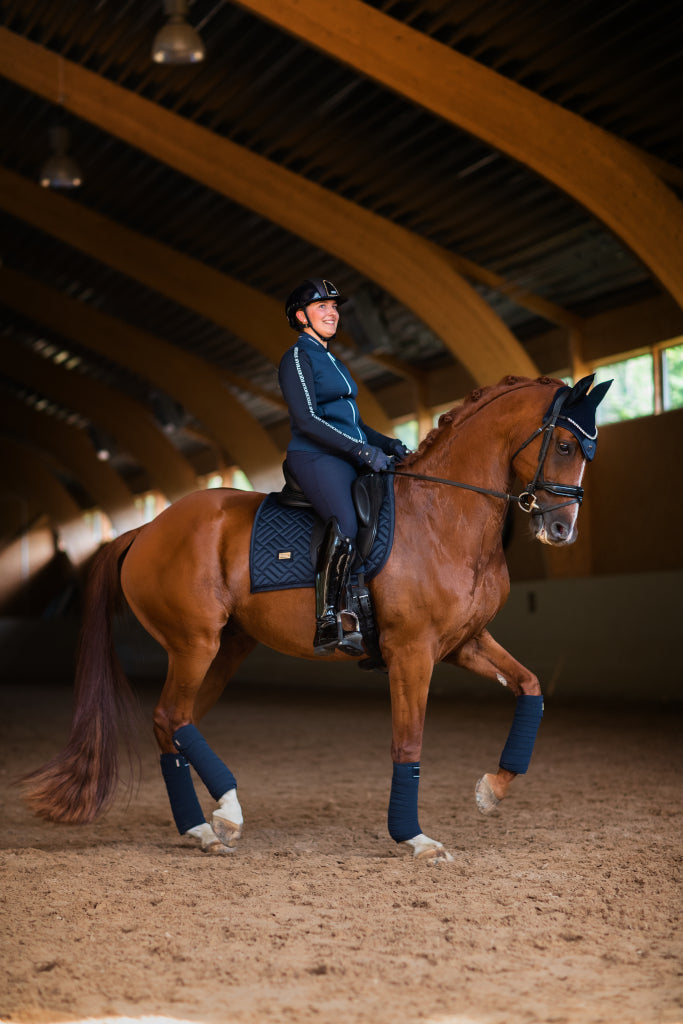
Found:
[543,374,613,461]
[285,279,347,330]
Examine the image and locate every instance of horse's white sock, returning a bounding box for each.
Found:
[185,822,219,849]
[215,787,243,825]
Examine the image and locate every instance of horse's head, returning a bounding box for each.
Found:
[511,375,612,546]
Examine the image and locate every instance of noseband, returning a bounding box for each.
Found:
[390,389,584,516]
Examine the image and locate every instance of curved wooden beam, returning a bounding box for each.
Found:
[5,342,197,503]
[0,169,393,437]
[0,436,94,565]
[0,29,538,384]
[0,264,284,492]
[234,0,683,311]
[0,396,141,535]
[0,495,42,549]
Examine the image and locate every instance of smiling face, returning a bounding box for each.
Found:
[296,299,340,344]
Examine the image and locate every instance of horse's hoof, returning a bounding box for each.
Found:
[400,833,454,865]
[203,837,235,855]
[475,774,501,815]
[211,813,243,849]
[186,821,235,853]
[415,845,455,865]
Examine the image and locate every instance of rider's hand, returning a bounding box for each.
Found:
[358,445,391,472]
[386,439,409,461]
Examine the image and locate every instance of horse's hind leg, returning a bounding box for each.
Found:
[446,629,543,814]
[154,627,256,855]
[195,625,257,849]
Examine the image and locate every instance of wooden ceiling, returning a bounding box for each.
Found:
[1,0,682,505]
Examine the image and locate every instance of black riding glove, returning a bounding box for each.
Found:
[358,445,391,472]
[386,439,409,461]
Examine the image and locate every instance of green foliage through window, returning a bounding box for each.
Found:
[594,355,654,424]
[232,469,253,491]
[394,419,419,450]
[663,343,683,410]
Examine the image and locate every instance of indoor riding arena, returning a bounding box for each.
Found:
[1,4,681,1024]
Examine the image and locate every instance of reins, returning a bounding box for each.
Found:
[386,467,522,506]
[388,467,580,514]
[386,388,585,515]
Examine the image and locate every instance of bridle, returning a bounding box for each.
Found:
[509,387,584,513]
[388,388,584,516]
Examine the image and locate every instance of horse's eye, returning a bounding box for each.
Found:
[557,440,572,455]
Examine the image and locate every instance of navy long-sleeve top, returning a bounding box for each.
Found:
[278,332,390,462]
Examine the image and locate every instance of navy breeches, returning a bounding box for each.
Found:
[286,451,359,540]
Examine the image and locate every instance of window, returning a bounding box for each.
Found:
[83,509,114,543]
[590,340,683,424]
[231,469,253,491]
[135,492,167,523]
[662,343,683,411]
[594,354,654,424]
[393,419,419,450]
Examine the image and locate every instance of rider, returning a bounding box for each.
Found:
[279,278,408,657]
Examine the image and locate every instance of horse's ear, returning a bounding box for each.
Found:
[588,379,613,410]
[565,374,595,406]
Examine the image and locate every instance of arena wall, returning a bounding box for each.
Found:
[505,406,683,580]
[1,569,679,700]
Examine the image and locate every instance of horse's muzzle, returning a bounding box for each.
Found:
[532,511,578,546]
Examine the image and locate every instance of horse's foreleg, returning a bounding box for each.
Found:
[386,644,454,865]
[446,630,543,814]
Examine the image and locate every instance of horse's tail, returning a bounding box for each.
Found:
[22,528,143,823]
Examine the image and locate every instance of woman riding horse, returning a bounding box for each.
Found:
[279,279,408,656]
[22,372,612,862]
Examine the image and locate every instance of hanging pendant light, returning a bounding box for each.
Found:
[39,125,83,189]
[152,0,205,64]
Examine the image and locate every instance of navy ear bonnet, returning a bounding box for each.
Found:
[543,374,613,461]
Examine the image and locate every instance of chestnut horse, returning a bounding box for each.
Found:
[23,374,610,864]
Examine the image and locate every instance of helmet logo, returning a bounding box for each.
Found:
[322,280,339,297]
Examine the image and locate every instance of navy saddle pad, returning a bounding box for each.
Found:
[249,484,395,594]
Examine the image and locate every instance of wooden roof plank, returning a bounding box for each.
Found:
[0,28,538,384]
[233,0,683,311]
[4,340,198,503]
[0,168,395,436]
[0,264,285,492]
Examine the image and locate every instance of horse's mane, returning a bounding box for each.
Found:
[403,375,564,467]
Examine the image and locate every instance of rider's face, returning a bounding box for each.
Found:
[298,299,339,342]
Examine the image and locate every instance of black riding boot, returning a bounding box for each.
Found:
[314,519,364,657]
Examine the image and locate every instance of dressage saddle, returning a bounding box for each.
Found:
[277,460,388,567]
